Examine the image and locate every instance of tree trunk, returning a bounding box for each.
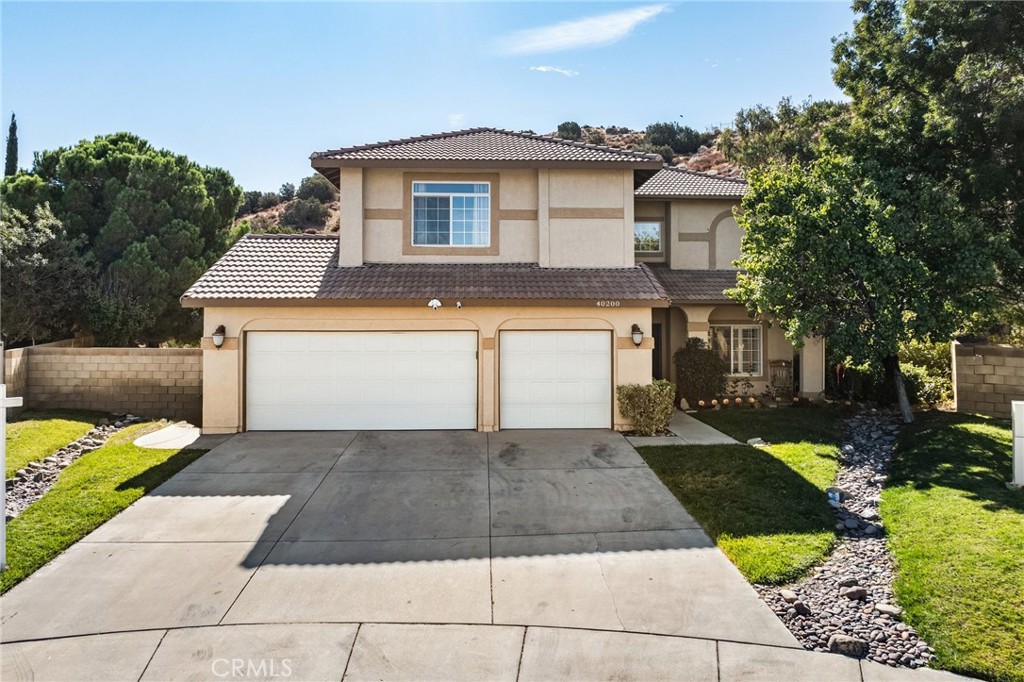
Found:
[884,355,915,424]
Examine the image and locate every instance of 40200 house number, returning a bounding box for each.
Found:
[595,300,621,307]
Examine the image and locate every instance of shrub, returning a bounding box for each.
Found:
[617,380,675,436]
[257,192,281,210]
[674,338,728,407]
[586,129,607,145]
[296,174,337,204]
[279,197,328,229]
[279,182,295,201]
[900,363,952,405]
[556,121,582,141]
[899,339,951,380]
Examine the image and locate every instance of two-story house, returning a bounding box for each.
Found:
[182,128,824,433]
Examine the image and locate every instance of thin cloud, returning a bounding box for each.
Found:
[448,113,467,128]
[495,4,668,56]
[530,65,579,77]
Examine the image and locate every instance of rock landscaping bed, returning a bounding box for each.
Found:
[5,413,144,520]
[757,409,937,668]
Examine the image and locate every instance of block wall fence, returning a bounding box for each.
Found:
[952,341,1024,420]
[3,341,202,424]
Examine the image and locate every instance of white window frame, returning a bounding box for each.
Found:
[634,220,663,253]
[710,324,763,376]
[411,181,491,248]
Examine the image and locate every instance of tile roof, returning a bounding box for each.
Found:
[646,264,740,303]
[311,128,664,167]
[181,234,669,305]
[635,166,747,199]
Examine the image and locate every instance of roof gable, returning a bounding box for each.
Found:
[635,166,747,199]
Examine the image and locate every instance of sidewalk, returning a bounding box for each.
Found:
[627,410,739,447]
[0,622,973,681]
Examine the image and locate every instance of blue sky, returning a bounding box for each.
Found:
[2,2,854,191]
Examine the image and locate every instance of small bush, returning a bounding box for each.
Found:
[617,380,675,436]
[297,174,338,204]
[900,363,952,405]
[674,338,728,407]
[279,182,295,201]
[899,340,951,380]
[279,197,328,229]
[556,121,582,141]
[257,192,282,210]
[586,129,607,145]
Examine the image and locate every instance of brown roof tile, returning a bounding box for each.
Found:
[311,128,664,167]
[635,166,747,199]
[181,234,669,305]
[646,264,739,303]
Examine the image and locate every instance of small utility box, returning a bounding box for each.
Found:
[1012,401,1024,490]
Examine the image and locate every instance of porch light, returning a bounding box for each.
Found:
[212,325,226,349]
[631,324,644,347]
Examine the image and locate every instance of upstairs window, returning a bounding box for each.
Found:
[412,182,490,247]
[710,324,763,375]
[634,221,663,253]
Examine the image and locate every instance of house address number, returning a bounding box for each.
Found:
[596,300,621,307]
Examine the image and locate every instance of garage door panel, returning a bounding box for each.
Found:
[247,332,477,431]
[500,331,611,429]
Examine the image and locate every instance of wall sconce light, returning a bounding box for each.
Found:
[212,325,226,349]
[427,298,442,311]
[631,324,644,347]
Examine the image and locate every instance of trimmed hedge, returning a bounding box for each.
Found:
[673,338,728,407]
[617,380,675,435]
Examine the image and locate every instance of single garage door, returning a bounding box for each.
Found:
[246,331,477,430]
[499,330,612,429]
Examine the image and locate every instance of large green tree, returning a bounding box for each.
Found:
[1,133,242,345]
[1,203,92,345]
[833,0,1024,303]
[733,154,998,422]
[717,97,848,169]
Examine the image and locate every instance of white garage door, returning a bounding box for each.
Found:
[499,331,612,429]
[246,332,477,430]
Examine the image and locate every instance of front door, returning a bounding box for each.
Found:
[652,323,664,380]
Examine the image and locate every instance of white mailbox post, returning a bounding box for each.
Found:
[1,383,25,570]
[1012,401,1024,490]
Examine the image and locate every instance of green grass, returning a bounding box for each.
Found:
[1,423,207,593]
[5,409,109,478]
[883,411,1023,682]
[638,407,846,583]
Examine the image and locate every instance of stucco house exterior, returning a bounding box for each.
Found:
[182,128,824,434]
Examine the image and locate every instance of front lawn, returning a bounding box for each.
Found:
[638,407,844,584]
[5,409,108,478]
[883,411,1023,682]
[1,422,207,593]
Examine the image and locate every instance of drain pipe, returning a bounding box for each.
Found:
[1011,401,1023,491]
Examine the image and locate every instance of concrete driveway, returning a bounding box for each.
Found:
[1,429,813,681]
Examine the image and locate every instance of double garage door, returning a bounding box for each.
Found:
[246,331,611,431]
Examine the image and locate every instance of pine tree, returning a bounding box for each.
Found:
[4,113,17,176]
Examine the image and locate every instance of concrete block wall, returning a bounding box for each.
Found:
[953,341,1024,419]
[3,345,202,424]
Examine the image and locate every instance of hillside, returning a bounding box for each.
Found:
[572,125,743,178]
[234,198,340,236]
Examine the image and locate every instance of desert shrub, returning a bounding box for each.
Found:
[642,143,676,163]
[279,182,295,201]
[586,129,607,145]
[556,121,582,141]
[279,198,328,229]
[297,174,337,204]
[617,380,675,436]
[258,192,282,210]
[674,338,728,407]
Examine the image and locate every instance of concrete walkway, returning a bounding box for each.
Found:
[0,430,971,681]
[628,410,740,447]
